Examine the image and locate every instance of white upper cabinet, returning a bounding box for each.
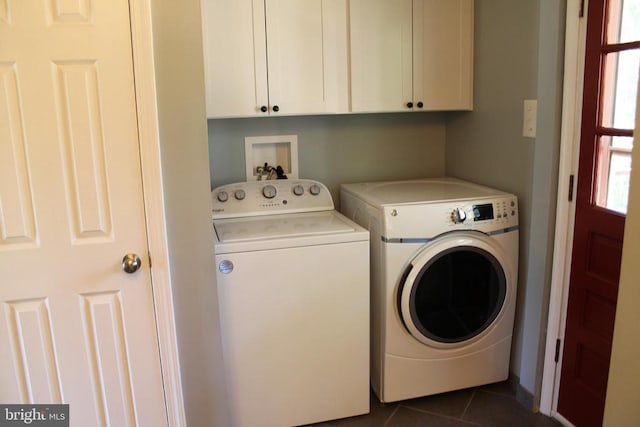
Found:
[350,0,413,113]
[414,0,474,110]
[202,0,268,118]
[350,0,474,112]
[202,0,349,118]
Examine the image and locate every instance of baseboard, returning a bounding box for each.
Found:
[511,374,536,411]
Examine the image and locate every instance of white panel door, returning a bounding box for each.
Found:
[202,0,269,118]
[413,0,474,110]
[349,0,413,112]
[265,0,349,115]
[0,1,168,426]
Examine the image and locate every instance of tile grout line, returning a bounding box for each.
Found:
[461,387,477,420]
[398,405,484,426]
[381,405,400,427]
[478,388,518,398]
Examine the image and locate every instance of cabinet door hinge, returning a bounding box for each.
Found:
[579,0,585,17]
[148,254,152,268]
[554,339,562,363]
[568,174,575,201]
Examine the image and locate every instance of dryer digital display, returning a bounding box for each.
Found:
[472,203,494,221]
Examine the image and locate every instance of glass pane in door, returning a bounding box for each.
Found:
[596,135,634,212]
[600,50,639,129]
[606,0,640,44]
[606,150,632,213]
[594,0,639,214]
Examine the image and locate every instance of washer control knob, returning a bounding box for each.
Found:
[234,189,246,200]
[217,191,229,203]
[451,208,467,224]
[292,184,304,196]
[309,184,321,196]
[262,184,277,199]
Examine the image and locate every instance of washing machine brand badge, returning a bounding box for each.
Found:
[219,260,234,274]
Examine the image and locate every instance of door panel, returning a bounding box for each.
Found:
[0,63,37,247]
[54,61,113,241]
[5,298,61,403]
[0,1,167,425]
[557,0,637,425]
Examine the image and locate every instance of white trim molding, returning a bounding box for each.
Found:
[539,0,588,418]
[129,0,186,425]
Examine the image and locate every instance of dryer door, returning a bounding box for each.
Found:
[398,232,509,348]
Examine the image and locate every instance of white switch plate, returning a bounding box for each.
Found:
[523,99,537,138]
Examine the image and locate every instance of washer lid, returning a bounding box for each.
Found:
[214,211,358,243]
[342,177,509,206]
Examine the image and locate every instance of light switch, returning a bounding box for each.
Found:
[523,99,537,138]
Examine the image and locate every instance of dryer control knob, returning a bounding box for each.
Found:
[292,184,304,196]
[234,189,246,200]
[451,208,467,224]
[309,184,321,196]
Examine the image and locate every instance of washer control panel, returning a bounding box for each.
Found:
[212,179,334,219]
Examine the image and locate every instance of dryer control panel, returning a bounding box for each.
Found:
[449,198,517,225]
[212,179,334,219]
[472,199,517,222]
[382,195,518,239]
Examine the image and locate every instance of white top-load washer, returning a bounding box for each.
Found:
[212,179,370,427]
[340,177,519,403]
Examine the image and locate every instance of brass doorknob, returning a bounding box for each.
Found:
[122,253,142,274]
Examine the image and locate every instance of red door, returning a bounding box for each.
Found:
[557,1,639,426]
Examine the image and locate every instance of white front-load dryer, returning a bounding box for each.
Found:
[340,178,518,403]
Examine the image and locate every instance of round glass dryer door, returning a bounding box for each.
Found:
[398,233,508,348]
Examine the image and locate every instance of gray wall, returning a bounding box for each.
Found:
[446,0,565,405]
[151,1,231,425]
[520,0,565,405]
[446,0,538,394]
[208,113,447,205]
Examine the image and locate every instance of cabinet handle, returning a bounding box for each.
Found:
[417,102,424,109]
[406,102,413,108]
[272,105,280,112]
[260,105,268,113]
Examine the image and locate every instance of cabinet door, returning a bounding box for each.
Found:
[350,0,413,112]
[413,0,474,110]
[265,0,349,115]
[202,0,269,118]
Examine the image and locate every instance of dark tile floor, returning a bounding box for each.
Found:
[308,380,562,427]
